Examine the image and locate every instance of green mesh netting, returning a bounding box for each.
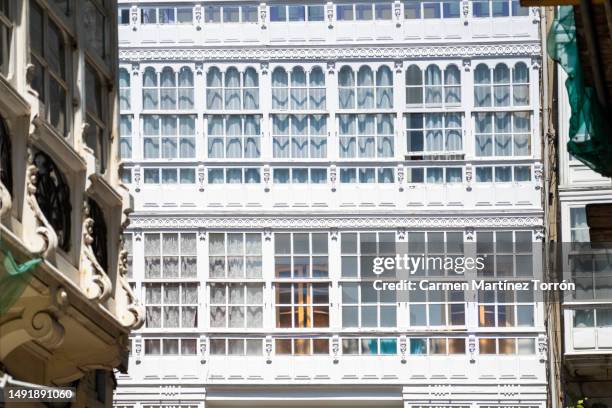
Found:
[547,6,612,177]
[0,244,41,316]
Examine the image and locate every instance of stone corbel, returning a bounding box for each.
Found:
[397,164,404,191]
[537,334,548,362]
[200,335,208,364]
[468,334,476,362]
[116,237,144,329]
[461,0,470,24]
[259,3,267,29]
[399,335,407,363]
[331,335,339,364]
[534,162,543,190]
[130,6,139,31]
[462,58,471,72]
[133,165,142,192]
[465,163,473,191]
[0,290,67,361]
[265,336,273,363]
[263,164,271,192]
[330,165,337,192]
[79,200,112,302]
[326,2,334,28]
[194,5,203,30]
[393,1,402,27]
[24,146,59,258]
[197,164,206,191]
[133,336,143,364]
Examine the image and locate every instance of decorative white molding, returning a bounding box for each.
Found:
[128,215,544,230]
[119,43,541,62]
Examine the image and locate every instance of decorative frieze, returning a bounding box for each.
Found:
[128,215,544,230]
[119,43,541,63]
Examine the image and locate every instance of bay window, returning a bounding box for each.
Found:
[210,338,263,355]
[209,283,263,328]
[338,66,393,109]
[119,68,131,111]
[271,66,326,110]
[144,233,197,279]
[406,64,461,106]
[208,233,262,279]
[119,115,132,159]
[474,112,531,157]
[272,114,327,158]
[476,231,533,277]
[338,114,394,158]
[84,63,108,172]
[143,115,196,159]
[30,1,69,135]
[275,338,329,355]
[406,113,462,153]
[478,289,534,327]
[206,66,259,110]
[342,282,396,327]
[474,62,529,107]
[207,115,261,158]
[144,283,198,328]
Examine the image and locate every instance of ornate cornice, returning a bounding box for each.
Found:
[119,43,541,62]
[128,215,543,230]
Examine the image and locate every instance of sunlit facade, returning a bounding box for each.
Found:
[0,1,141,407]
[115,1,548,407]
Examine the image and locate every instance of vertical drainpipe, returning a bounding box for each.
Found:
[540,6,560,408]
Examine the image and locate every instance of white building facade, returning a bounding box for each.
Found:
[114,1,548,407]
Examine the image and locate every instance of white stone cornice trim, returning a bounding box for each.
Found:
[128,215,544,230]
[119,43,541,62]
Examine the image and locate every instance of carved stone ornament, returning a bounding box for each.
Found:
[200,336,207,364]
[326,2,334,28]
[117,232,145,329]
[25,146,70,258]
[259,3,267,29]
[80,199,112,302]
[0,116,12,218]
[194,5,203,30]
[265,336,273,363]
[393,1,402,27]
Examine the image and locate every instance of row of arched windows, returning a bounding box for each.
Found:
[120,62,530,112]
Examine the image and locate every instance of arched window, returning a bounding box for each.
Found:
[119,68,131,111]
[405,65,423,105]
[272,66,326,110]
[309,67,326,109]
[376,66,393,109]
[356,66,374,109]
[224,67,241,109]
[338,66,355,109]
[206,67,223,109]
[178,67,194,110]
[142,67,158,109]
[207,67,260,110]
[443,65,461,105]
[0,116,12,196]
[33,151,71,252]
[142,66,193,110]
[493,63,510,107]
[272,67,288,109]
[243,67,259,109]
[424,65,442,105]
[160,67,177,109]
[474,63,491,107]
[512,62,529,105]
[290,67,307,110]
